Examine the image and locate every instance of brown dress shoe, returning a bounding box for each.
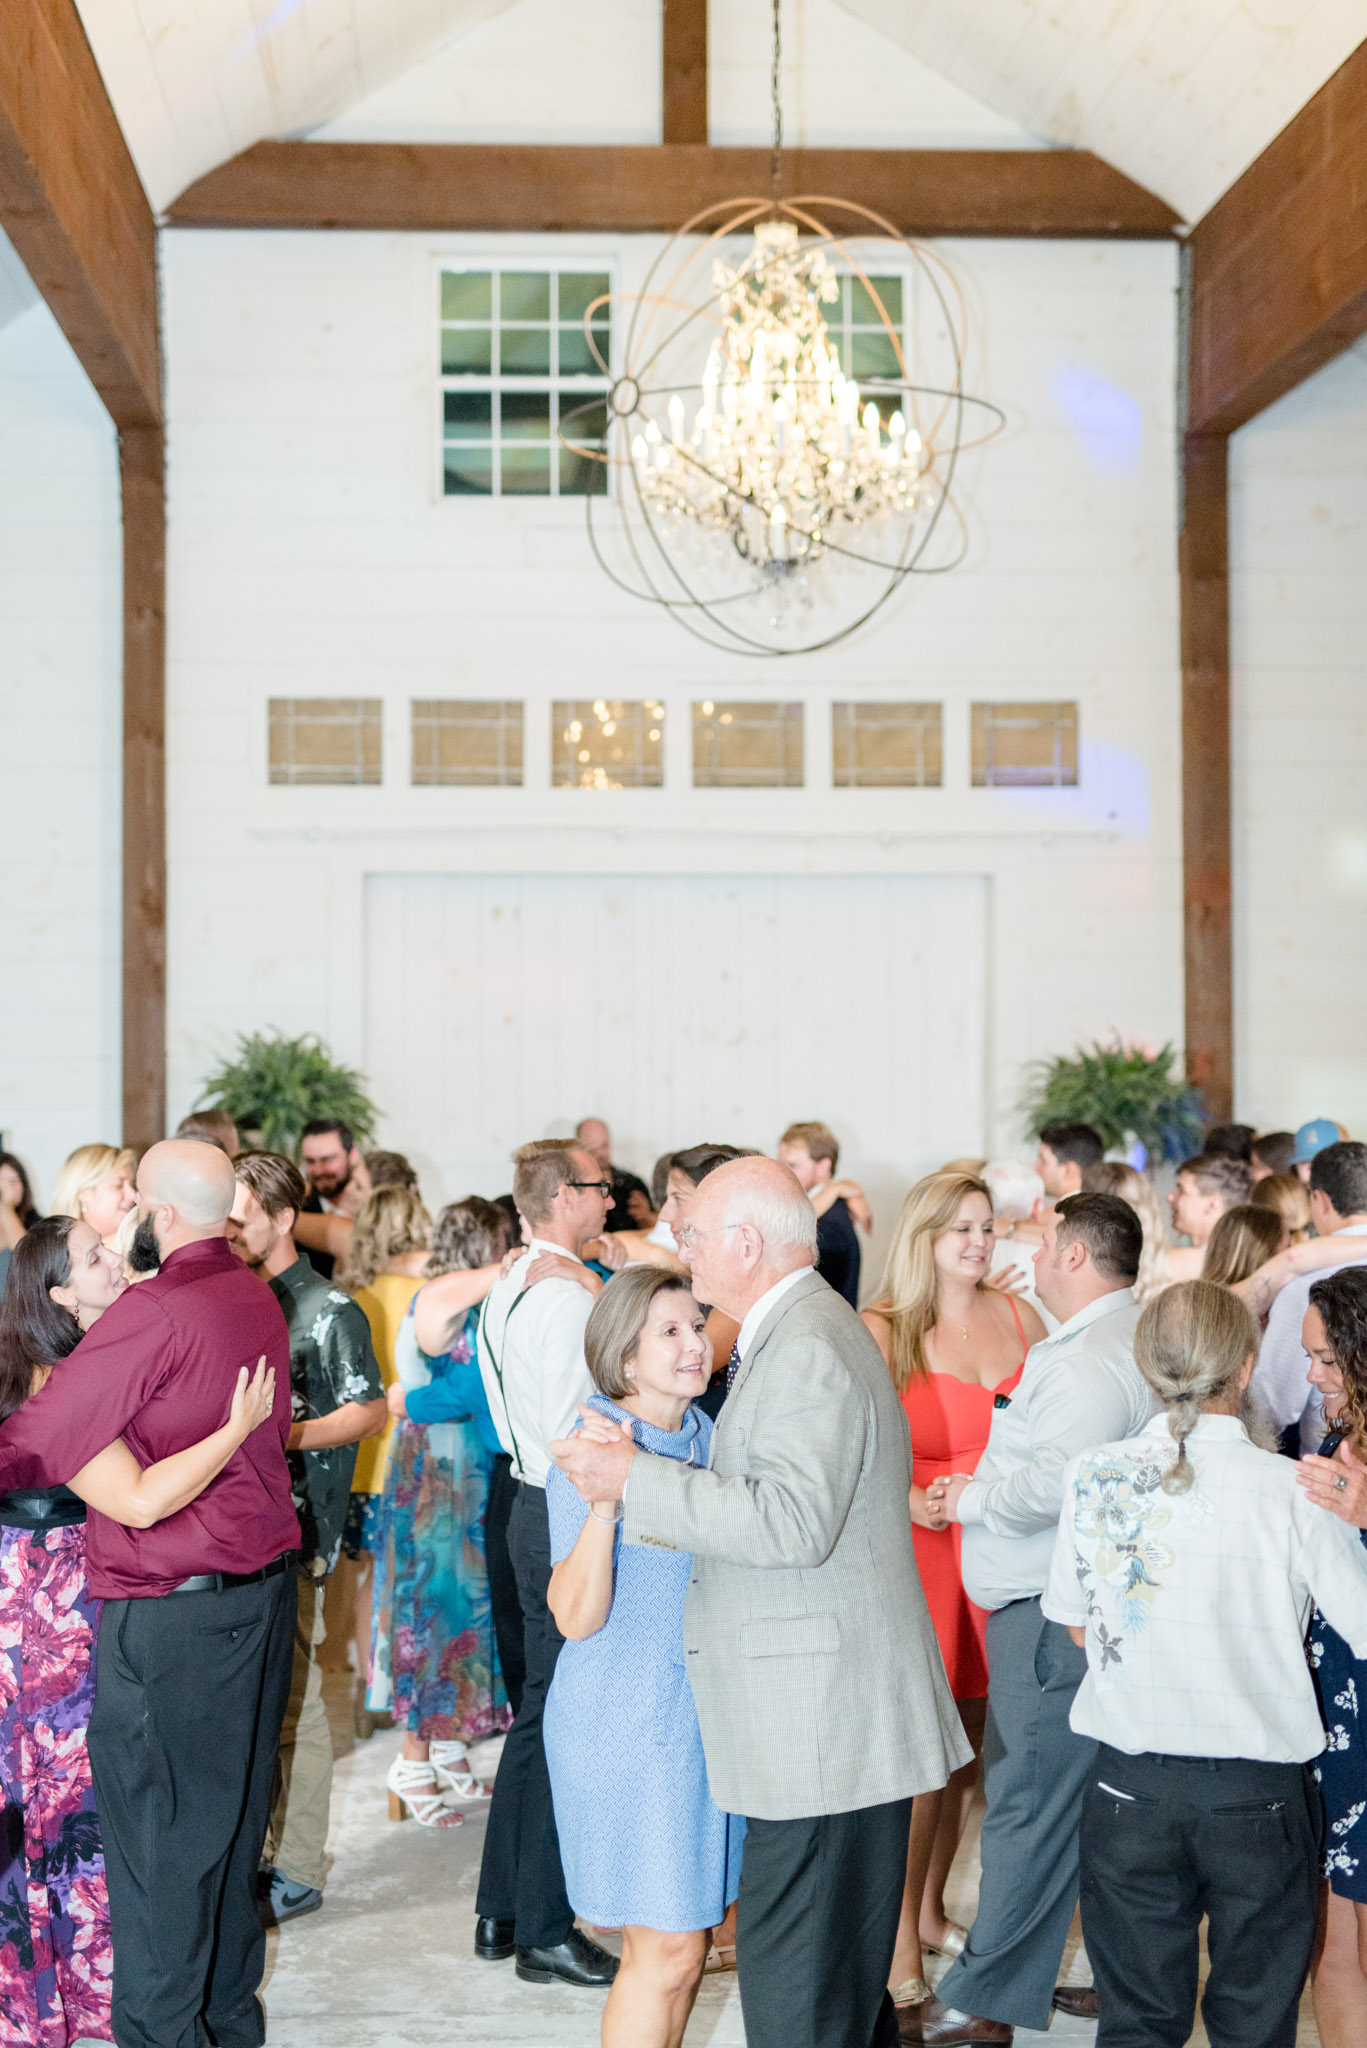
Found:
[897,1994,1013,2045]
[1052,1985,1100,2019]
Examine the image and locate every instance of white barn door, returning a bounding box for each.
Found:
[364,872,988,1281]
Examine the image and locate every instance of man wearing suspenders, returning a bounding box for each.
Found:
[472,1141,619,1989]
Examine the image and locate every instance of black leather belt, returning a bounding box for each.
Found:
[167,1551,297,1596]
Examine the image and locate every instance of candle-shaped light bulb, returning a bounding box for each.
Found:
[750,336,766,388]
[773,395,788,454]
[703,344,721,401]
[864,401,880,454]
[631,434,647,465]
[668,393,685,446]
[645,419,661,444]
[722,380,738,419]
[905,424,923,456]
[769,502,788,560]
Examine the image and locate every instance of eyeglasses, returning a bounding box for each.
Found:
[674,1223,742,1251]
[565,1179,614,1198]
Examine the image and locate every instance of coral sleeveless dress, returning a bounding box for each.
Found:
[901,1298,1029,1701]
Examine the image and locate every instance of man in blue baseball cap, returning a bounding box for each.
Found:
[1292,1119,1348,1184]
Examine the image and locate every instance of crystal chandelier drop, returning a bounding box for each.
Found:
[560,3,1002,657]
[629,219,924,579]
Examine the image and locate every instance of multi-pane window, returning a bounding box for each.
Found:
[268,699,381,785]
[553,700,664,789]
[440,268,611,498]
[972,702,1079,787]
[830,274,906,382]
[833,702,942,788]
[693,701,804,788]
[412,700,523,786]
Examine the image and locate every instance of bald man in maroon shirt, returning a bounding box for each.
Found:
[0,1139,300,2048]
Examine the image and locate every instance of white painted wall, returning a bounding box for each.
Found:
[1230,342,1367,1134]
[313,0,1041,153]
[0,237,122,1205]
[160,222,1182,1215]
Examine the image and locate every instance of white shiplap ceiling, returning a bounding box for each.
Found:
[75,0,1367,223]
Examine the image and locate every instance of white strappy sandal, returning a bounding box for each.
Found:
[386,1753,466,1827]
[429,1739,494,1802]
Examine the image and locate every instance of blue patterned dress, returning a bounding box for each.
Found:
[1310,1429,1367,1900]
[544,1396,744,1933]
[366,1304,509,1740]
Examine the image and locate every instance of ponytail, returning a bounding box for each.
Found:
[1133,1282,1258,1496]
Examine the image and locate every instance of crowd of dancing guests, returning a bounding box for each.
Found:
[4,1110,1367,2047]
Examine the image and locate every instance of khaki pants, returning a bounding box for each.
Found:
[262,1570,333,1892]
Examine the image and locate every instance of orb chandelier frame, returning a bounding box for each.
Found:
[559,189,1002,657]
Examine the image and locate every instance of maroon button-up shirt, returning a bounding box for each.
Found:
[0,1236,300,1599]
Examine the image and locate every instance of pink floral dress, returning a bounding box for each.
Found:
[0,1517,112,2046]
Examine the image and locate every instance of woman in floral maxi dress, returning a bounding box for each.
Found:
[0,1219,280,2047]
[369,1200,513,1819]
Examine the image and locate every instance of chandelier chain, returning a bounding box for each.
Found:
[770,0,783,206]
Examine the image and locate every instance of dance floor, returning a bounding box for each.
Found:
[255,1674,1318,2046]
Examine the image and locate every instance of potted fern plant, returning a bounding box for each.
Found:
[1020,1039,1206,1167]
[195,1032,380,1159]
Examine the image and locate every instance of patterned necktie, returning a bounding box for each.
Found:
[725,1341,742,1394]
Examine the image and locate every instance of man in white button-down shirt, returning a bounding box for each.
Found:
[912,1193,1155,2045]
[473,1142,619,1992]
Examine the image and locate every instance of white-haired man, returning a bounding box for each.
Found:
[0,1139,299,2048]
[552,1155,968,2048]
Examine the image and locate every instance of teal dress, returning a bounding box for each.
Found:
[367,1303,509,1739]
[543,1395,744,1931]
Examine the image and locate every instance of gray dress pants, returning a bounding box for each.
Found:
[937,1595,1096,2032]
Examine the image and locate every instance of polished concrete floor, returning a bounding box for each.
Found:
[257,1676,1321,2046]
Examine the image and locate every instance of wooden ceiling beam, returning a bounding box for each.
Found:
[165,141,1180,239]
[662,0,708,148]
[0,0,159,426]
[1188,38,1367,435]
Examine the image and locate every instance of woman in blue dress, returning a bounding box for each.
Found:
[1300,1265,1367,2043]
[545,1266,743,2048]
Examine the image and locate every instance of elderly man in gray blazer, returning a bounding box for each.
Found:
[552,1155,969,2048]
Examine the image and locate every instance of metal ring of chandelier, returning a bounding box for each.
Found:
[559,193,1004,658]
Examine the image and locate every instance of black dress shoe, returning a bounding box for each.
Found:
[475,1915,516,1961]
[515,1926,619,1987]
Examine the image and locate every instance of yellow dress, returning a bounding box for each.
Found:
[350,1272,423,1496]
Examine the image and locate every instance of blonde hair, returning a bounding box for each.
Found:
[1080,1161,1171,1303]
[50,1145,136,1223]
[1202,1204,1284,1287]
[1134,1280,1258,1494]
[1251,1172,1312,1243]
[875,1172,992,1392]
[342,1184,432,1290]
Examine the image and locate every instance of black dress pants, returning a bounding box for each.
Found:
[484,1452,526,1719]
[87,1568,297,2048]
[1080,1745,1321,2048]
[474,1482,572,1949]
[736,1797,912,2048]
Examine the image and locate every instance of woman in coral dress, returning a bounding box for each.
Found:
[863,1171,1044,2012]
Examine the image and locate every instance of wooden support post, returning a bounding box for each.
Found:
[0,0,165,1153]
[1179,433,1233,1123]
[662,0,707,147]
[120,425,166,1154]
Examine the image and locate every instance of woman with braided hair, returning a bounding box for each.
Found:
[1043,1280,1367,2047]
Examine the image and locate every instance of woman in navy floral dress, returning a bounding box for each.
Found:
[0,1220,279,2048]
[1301,1267,1367,2042]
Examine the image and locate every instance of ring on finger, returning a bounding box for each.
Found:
[1336,1475,1349,1491]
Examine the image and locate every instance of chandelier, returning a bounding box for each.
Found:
[559,7,1001,657]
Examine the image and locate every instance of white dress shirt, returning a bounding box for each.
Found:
[476,1239,594,1488]
[1252,1224,1367,1450]
[735,1264,816,1362]
[957,1287,1154,1611]
[1044,1411,1367,1762]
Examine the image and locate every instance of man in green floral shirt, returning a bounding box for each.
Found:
[229,1151,385,1924]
